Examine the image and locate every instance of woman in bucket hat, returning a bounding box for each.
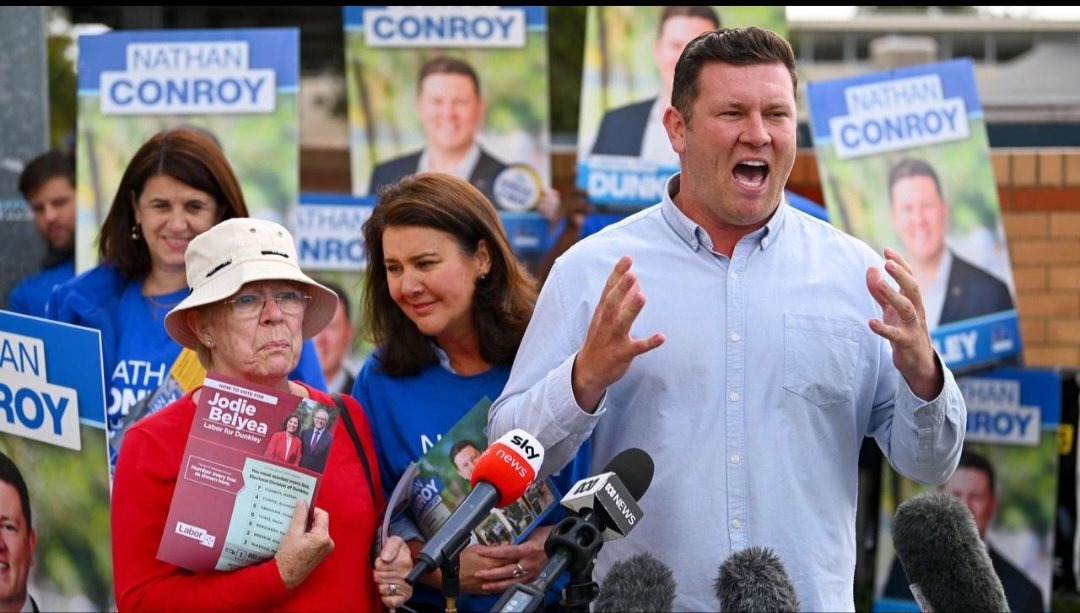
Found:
[110,218,412,611]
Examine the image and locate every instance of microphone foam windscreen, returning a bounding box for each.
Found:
[892,490,1009,612]
[603,447,654,501]
[715,546,800,613]
[595,551,676,612]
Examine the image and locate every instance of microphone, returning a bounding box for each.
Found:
[405,429,544,585]
[892,490,1009,612]
[491,448,655,613]
[715,546,800,613]
[559,447,652,540]
[594,551,676,612]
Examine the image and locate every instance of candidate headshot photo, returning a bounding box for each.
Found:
[299,406,335,473]
[346,7,552,216]
[0,451,38,613]
[887,158,1015,329]
[589,6,719,166]
[448,438,484,484]
[368,56,507,205]
[881,449,1045,612]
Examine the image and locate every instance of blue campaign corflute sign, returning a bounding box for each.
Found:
[292,193,375,271]
[958,367,1060,446]
[806,59,1022,374]
[807,61,978,159]
[0,311,106,450]
[79,29,298,115]
[344,6,543,48]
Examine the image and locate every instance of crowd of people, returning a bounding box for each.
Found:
[18,19,1058,613]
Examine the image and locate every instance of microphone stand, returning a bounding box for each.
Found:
[441,550,460,613]
[441,532,472,613]
[547,516,602,613]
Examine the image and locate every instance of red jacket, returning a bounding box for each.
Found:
[112,383,384,611]
[265,430,302,466]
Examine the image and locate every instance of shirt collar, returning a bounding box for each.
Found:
[417,142,482,179]
[660,173,787,253]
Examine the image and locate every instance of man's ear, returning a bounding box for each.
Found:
[663,105,687,155]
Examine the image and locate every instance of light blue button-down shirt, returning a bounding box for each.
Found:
[489,174,965,612]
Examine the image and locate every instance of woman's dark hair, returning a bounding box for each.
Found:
[362,173,537,376]
[99,127,249,279]
[280,411,302,432]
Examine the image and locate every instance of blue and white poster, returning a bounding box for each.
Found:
[807,59,1020,373]
[343,6,552,260]
[0,310,112,611]
[76,28,300,272]
[874,367,1058,613]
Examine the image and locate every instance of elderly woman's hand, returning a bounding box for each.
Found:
[374,536,414,608]
[274,499,334,590]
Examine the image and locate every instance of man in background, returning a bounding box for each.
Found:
[590,6,720,165]
[7,151,76,317]
[888,158,1015,328]
[883,449,1044,612]
[312,280,356,395]
[0,451,38,612]
[369,56,506,206]
[448,439,483,483]
[299,408,334,473]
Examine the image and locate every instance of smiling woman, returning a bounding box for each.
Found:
[45,127,329,471]
[352,172,593,612]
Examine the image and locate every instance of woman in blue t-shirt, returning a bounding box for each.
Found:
[47,127,326,468]
[353,173,591,612]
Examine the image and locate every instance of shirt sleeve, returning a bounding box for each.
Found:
[488,259,602,478]
[869,344,966,486]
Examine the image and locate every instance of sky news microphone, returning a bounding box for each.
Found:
[405,429,544,585]
[892,490,1009,612]
[594,551,676,612]
[491,448,655,613]
[714,546,800,613]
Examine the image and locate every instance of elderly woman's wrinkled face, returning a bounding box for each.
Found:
[197,280,308,383]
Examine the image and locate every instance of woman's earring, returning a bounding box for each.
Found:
[204,337,214,348]
[131,224,141,241]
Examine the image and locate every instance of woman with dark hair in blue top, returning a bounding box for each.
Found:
[354,172,591,612]
[47,127,326,467]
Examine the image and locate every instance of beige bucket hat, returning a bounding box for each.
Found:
[164,218,337,350]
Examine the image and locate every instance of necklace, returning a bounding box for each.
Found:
[145,292,185,320]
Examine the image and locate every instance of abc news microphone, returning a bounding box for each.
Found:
[714,546,800,612]
[492,448,655,613]
[892,490,1009,612]
[405,429,545,585]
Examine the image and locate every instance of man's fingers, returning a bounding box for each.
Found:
[884,247,914,276]
[599,256,633,303]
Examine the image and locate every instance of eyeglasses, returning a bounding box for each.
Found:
[224,291,311,318]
